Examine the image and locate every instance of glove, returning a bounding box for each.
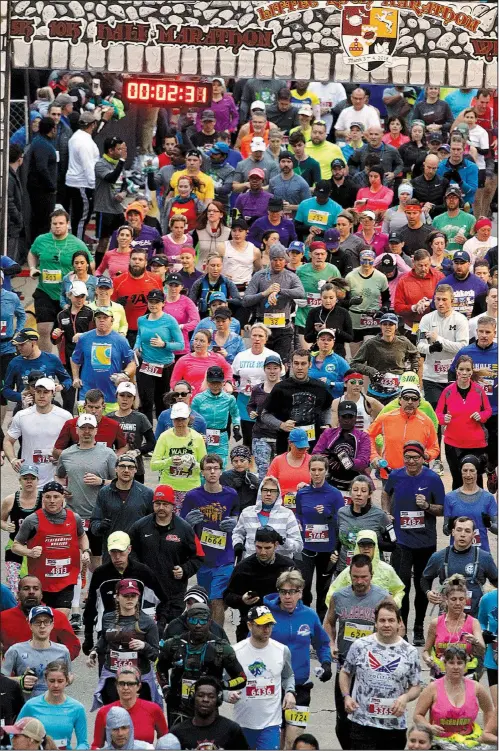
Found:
[276,532,286,546]
[482,512,492,529]
[185,509,205,528]
[483,630,496,645]
[82,638,94,656]
[219,517,238,533]
[232,425,242,442]
[234,543,244,557]
[447,516,457,533]
[319,662,332,683]
[97,518,112,534]
[429,341,443,353]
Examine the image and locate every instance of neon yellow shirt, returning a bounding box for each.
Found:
[170,170,215,203]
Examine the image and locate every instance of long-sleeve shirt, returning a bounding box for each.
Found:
[2,352,72,403]
[417,309,469,383]
[171,352,233,396]
[394,267,445,328]
[436,156,480,205]
[367,408,440,469]
[18,695,88,750]
[243,267,305,323]
[0,289,26,355]
[436,381,492,449]
[65,130,100,189]
[449,341,498,415]
[356,185,394,213]
[195,94,239,133]
[150,427,207,490]
[351,335,419,378]
[163,296,200,355]
[26,134,57,193]
[135,313,184,366]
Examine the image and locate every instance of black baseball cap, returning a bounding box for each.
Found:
[212,306,232,320]
[27,369,46,384]
[150,255,169,267]
[388,232,403,244]
[331,158,345,168]
[231,218,249,231]
[315,180,331,196]
[206,366,225,382]
[166,273,184,286]
[379,253,396,269]
[338,400,358,416]
[268,198,284,211]
[147,288,165,302]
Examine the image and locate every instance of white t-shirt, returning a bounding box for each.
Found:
[8,405,73,487]
[233,638,289,729]
[232,346,283,398]
[469,313,498,343]
[309,82,347,133]
[335,105,381,134]
[223,241,257,285]
[468,124,489,171]
[463,234,497,267]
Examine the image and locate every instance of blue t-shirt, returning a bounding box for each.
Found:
[295,196,342,232]
[478,589,498,670]
[444,488,497,553]
[385,466,445,548]
[2,352,72,403]
[180,485,238,567]
[71,330,134,402]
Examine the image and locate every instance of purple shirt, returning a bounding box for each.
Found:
[109,224,162,261]
[235,190,274,219]
[247,215,298,247]
[196,95,239,134]
[354,229,390,257]
[180,485,239,567]
[434,272,488,319]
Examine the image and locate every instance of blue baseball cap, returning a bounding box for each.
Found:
[288,428,309,448]
[453,250,471,263]
[324,228,340,249]
[288,241,305,254]
[96,276,113,289]
[28,605,54,623]
[208,141,229,156]
[380,312,399,326]
[208,291,227,304]
[20,464,39,477]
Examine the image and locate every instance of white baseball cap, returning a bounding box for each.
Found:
[35,377,56,391]
[116,381,137,396]
[171,402,190,419]
[251,137,267,153]
[298,104,313,117]
[250,100,266,112]
[69,280,88,297]
[76,413,98,428]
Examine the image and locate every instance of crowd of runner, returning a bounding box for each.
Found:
[1,70,499,750]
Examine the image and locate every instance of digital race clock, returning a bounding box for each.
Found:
[123,78,211,106]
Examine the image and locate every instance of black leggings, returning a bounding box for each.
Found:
[296,549,333,623]
[240,419,254,448]
[136,362,174,424]
[445,444,486,490]
[391,543,436,628]
[334,667,353,750]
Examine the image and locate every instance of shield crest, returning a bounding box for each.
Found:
[341,4,400,71]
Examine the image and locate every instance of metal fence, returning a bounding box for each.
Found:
[10,97,29,144]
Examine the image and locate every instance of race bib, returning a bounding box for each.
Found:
[285,706,310,727]
[472,529,481,546]
[42,269,62,284]
[434,360,451,375]
[307,293,321,308]
[381,373,400,390]
[400,510,425,529]
[466,590,473,610]
[83,519,90,532]
[0,321,6,336]
[305,524,329,542]
[246,680,275,698]
[139,361,164,377]
[344,621,374,641]
[110,650,138,671]
[243,381,253,396]
[181,678,196,699]
[412,322,420,334]
[359,314,376,327]
[32,450,52,464]
[283,493,296,509]
[368,698,393,716]
[200,527,227,550]
[206,429,221,446]
[345,549,355,566]
[263,312,286,328]
[53,740,67,750]
[307,209,329,225]
[45,557,70,578]
[301,424,315,441]
[481,377,494,396]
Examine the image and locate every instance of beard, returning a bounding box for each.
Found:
[129,266,145,278]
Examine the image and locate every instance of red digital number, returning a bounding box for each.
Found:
[156,84,167,102]
[184,85,195,104]
[127,82,139,100]
[167,84,179,102]
[197,86,208,104]
[139,82,150,100]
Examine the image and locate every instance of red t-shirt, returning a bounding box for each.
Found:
[92,698,168,748]
[0,605,81,659]
[268,452,311,510]
[54,416,127,451]
[111,272,163,330]
[157,153,171,169]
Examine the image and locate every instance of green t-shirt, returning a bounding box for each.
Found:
[432,211,476,252]
[295,262,340,328]
[31,232,91,301]
[345,268,389,330]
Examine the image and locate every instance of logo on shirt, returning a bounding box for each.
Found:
[368,652,401,673]
[297,623,311,637]
[91,343,112,369]
[248,660,268,678]
[341,5,400,71]
[165,534,181,542]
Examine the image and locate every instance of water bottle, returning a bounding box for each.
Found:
[378,459,389,469]
[314,666,324,679]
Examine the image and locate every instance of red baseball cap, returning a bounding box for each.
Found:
[116,578,141,596]
[309,241,327,252]
[153,485,175,504]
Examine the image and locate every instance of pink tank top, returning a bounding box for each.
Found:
[431,678,478,737]
[434,614,474,659]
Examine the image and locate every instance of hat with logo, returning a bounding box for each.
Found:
[208,141,230,157]
[438,143,451,153]
[400,371,420,387]
[315,180,332,196]
[69,280,88,296]
[380,312,399,325]
[248,167,265,179]
[298,104,313,117]
[116,453,138,467]
[3,718,46,743]
[34,377,56,391]
[206,365,226,382]
[184,585,210,605]
[428,132,444,143]
[166,273,184,286]
[93,306,114,318]
[107,531,131,551]
[324,228,340,249]
[150,255,169,267]
[317,327,336,339]
[264,354,282,368]
[170,402,190,419]
[250,101,266,112]
[446,184,462,198]
[288,428,309,448]
[116,381,137,396]
[453,250,471,263]
[331,158,345,168]
[116,578,141,596]
[12,327,40,344]
[338,400,358,417]
[96,275,113,288]
[41,481,65,495]
[201,109,216,121]
[20,463,39,477]
[153,484,175,504]
[379,253,396,270]
[29,605,54,623]
[288,241,305,254]
[247,605,276,625]
[208,291,227,304]
[77,412,98,428]
[250,137,267,152]
[147,288,165,302]
[388,232,403,244]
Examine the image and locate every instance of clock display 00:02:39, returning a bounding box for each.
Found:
[124,79,211,106]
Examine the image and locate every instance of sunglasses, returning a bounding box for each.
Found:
[174,392,190,398]
[117,681,139,688]
[401,396,420,402]
[187,617,209,626]
[347,378,364,385]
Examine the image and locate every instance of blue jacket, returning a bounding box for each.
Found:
[437,157,479,205]
[478,590,498,670]
[208,332,246,365]
[295,482,345,552]
[263,593,331,684]
[449,341,498,414]
[193,317,241,337]
[0,289,26,355]
[2,352,71,403]
[308,352,349,399]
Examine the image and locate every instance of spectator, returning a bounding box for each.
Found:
[334,88,381,138]
[25,116,57,240]
[65,112,100,240]
[47,99,73,210]
[7,144,24,263]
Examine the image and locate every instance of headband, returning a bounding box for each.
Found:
[403,441,425,457]
[459,454,481,470]
[230,446,252,460]
[344,372,364,382]
[475,218,493,232]
[42,481,66,495]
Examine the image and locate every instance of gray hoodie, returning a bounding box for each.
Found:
[103,706,153,750]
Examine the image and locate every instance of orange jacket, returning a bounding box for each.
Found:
[394,267,444,327]
[367,407,440,469]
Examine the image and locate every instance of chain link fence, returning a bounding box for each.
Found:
[10,97,29,144]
